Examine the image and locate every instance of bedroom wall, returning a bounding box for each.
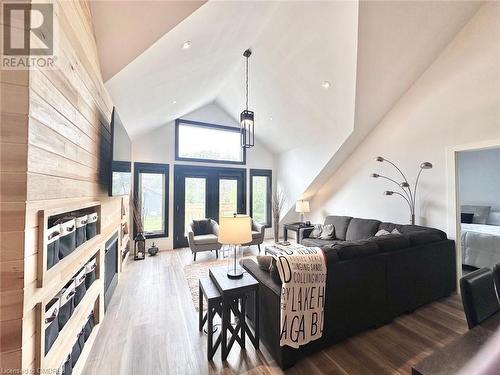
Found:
[308,3,500,236]
[458,148,500,211]
[131,102,276,250]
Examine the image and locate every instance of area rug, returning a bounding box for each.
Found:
[183,252,257,311]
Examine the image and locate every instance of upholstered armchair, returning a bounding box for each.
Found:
[244,220,266,252]
[186,219,222,261]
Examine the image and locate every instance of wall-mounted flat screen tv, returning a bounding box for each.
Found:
[109,108,132,196]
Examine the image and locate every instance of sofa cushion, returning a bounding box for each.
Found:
[400,225,447,240]
[321,246,340,266]
[346,218,381,241]
[193,234,218,245]
[192,219,212,235]
[324,216,352,241]
[404,231,444,246]
[302,238,339,248]
[369,234,410,253]
[332,240,379,261]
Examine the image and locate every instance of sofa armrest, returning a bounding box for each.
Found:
[241,259,281,296]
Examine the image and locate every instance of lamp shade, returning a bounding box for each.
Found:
[295,200,310,213]
[218,215,252,245]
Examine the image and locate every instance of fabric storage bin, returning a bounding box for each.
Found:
[83,312,95,342]
[75,215,88,248]
[77,328,85,353]
[73,268,87,307]
[47,224,61,270]
[84,257,97,289]
[70,331,84,368]
[57,217,76,259]
[44,298,59,355]
[58,280,76,330]
[61,354,72,375]
[86,212,98,240]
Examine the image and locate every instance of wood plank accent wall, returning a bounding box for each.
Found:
[1,0,122,371]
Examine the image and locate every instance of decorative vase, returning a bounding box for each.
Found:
[273,219,280,243]
[148,242,159,256]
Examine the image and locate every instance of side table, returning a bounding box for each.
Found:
[209,266,259,361]
[283,223,314,243]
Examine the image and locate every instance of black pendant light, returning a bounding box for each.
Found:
[240,49,254,148]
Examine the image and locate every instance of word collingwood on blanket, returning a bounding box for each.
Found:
[271,244,327,348]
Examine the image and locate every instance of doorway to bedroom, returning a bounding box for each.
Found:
[456,147,500,275]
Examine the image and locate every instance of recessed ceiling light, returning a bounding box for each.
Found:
[182,41,191,50]
[322,81,331,89]
[269,117,273,121]
[172,100,177,104]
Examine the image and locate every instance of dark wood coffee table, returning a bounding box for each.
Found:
[209,266,260,361]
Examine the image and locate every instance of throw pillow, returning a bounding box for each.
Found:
[391,228,401,235]
[319,224,335,240]
[269,258,282,285]
[256,255,272,271]
[192,219,211,235]
[375,229,390,236]
[309,224,323,239]
[461,213,474,224]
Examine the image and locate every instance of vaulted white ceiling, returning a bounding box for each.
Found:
[90,0,205,81]
[102,0,481,159]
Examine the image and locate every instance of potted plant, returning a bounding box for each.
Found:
[272,188,286,243]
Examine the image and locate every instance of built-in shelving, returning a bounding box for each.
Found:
[36,281,101,371]
[34,201,104,373]
[37,201,102,288]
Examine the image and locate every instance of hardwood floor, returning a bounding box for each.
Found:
[82,248,467,375]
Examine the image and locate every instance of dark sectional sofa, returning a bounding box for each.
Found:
[241,215,456,369]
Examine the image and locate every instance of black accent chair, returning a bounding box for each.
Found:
[494,264,500,298]
[460,268,500,329]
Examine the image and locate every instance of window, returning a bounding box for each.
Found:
[250,169,272,227]
[134,162,169,238]
[175,119,246,164]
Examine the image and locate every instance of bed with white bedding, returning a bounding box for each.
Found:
[461,223,500,268]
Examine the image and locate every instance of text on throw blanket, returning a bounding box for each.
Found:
[276,250,326,346]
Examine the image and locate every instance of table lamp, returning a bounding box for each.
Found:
[219,214,252,279]
[295,200,310,223]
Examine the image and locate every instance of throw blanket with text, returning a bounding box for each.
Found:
[271,244,327,348]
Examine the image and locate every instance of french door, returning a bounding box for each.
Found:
[173,165,246,248]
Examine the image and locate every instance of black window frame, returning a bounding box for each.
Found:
[109,160,132,197]
[249,169,272,228]
[175,119,246,165]
[133,162,169,239]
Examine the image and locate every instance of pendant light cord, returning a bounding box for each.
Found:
[245,54,249,111]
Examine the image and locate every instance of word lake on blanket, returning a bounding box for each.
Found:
[271,245,327,348]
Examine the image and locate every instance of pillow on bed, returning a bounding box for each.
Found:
[487,211,500,226]
[461,205,491,225]
[461,213,474,224]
